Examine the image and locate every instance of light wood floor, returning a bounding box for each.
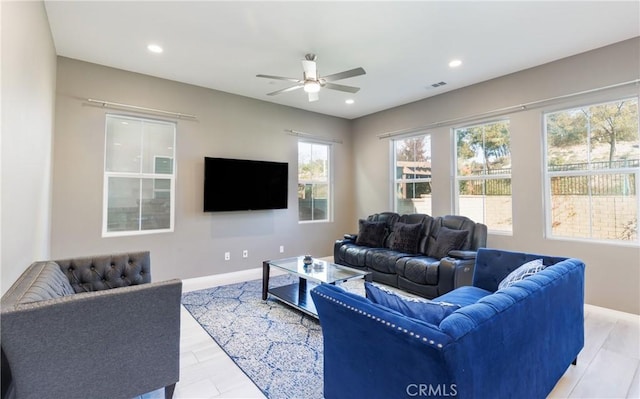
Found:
[140,268,640,399]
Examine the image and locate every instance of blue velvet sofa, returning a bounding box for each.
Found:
[311,248,585,399]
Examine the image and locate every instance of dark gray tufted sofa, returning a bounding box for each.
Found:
[1,251,182,399]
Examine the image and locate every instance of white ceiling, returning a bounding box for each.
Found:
[44,1,640,120]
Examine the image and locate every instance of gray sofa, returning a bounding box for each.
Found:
[1,251,182,399]
[334,212,487,299]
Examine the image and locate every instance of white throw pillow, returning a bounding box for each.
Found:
[498,259,545,290]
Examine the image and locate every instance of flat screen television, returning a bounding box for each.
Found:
[204,157,288,212]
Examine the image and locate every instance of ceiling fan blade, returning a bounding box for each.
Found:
[256,74,301,83]
[321,67,366,82]
[301,60,317,80]
[323,82,360,93]
[267,84,304,96]
[308,91,319,102]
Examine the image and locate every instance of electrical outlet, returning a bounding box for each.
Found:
[242,250,248,258]
[224,252,230,261]
[279,245,284,253]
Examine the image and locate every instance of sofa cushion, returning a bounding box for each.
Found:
[395,256,440,285]
[365,282,460,325]
[427,227,469,259]
[338,243,371,268]
[355,219,387,247]
[389,222,422,254]
[432,285,492,307]
[365,249,410,274]
[498,259,545,290]
[367,212,400,247]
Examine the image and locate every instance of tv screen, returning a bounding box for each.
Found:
[204,157,288,212]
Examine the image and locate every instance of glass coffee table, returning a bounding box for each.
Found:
[262,256,371,318]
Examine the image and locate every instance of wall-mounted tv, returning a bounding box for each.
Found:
[204,157,288,212]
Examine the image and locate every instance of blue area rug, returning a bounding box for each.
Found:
[182,275,364,399]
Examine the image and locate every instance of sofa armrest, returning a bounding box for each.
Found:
[334,234,358,266]
[1,279,182,399]
[311,284,454,399]
[447,250,477,260]
[439,257,476,293]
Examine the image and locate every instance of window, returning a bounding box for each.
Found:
[455,120,512,232]
[393,134,432,215]
[103,114,176,236]
[544,98,639,243]
[298,141,330,222]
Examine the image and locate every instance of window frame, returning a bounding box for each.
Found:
[391,133,432,215]
[297,140,333,223]
[542,96,639,245]
[453,118,513,234]
[102,114,176,237]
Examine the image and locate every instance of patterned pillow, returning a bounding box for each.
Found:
[365,282,460,325]
[498,259,546,290]
[426,227,469,259]
[390,222,422,254]
[355,219,387,247]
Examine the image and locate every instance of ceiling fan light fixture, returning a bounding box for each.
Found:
[303,81,321,93]
[257,54,365,100]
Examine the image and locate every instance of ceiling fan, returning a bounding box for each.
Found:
[256,54,366,102]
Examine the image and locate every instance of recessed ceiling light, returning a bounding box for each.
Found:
[345,99,355,105]
[147,44,163,54]
[449,59,462,68]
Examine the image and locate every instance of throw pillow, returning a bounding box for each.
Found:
[365,282,460,325]
[390,222,422,254]
[355,219,387,247]
[426,227,469,259]
[498,259,546,290]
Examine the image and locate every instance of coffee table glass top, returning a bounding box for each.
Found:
[267,256,369,284]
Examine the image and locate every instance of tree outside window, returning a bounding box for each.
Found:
[298,141,330,222]
[545,98,639,242]
[393,135,432,215]
[455,120,512,232]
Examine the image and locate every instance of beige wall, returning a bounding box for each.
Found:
[52,57,354,283]
[1,2,57,294]
[351,38,640,314]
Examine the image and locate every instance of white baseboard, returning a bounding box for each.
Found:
[182,266,286,293]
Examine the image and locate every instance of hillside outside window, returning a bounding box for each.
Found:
[544,97,639,243]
